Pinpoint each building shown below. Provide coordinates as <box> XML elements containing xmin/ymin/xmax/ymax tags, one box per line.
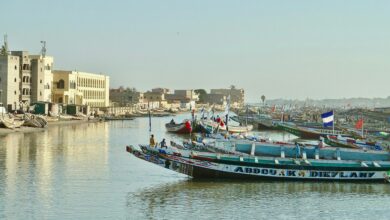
<box><xmin>210</xmin><ymin>87</ymin><xmax>244</xmax><ymax>107</ymax></box>
<box><xmin>109</xmin><ymin>87</ymin><xmax>144</xmax><ymax>106</ymax></box>
<box><xmin>52</xmin><ymin>70</ymin><xmax>109</xmax><ymax>107</ymax></box>
<box><xmin>143</xmin><ymin>91</ymin><xmax>167</xmax><ymax>109</ymax></box>
<box><xmin>203</xmin><ymin>93</ymin><xmax>226</xmax><ymax>105</ymax></box>
<box><xmin>30</xmin><ymin>55</ymin><xmax>54</xmax><ymax>103</ymax></box>
<box><xmin>10</xmin><ymin>51</ymin><xmax>32</xmax><ymax>105</ymax></box>
<box><xmin>165</xmin><ymin>90</ymin><xmax>199</xmax><ymax>109</ymax></box>
<box><xmin>0</xmin><ymin>53</ymin><xmax>20</xmax><ymax>111</ymax></box>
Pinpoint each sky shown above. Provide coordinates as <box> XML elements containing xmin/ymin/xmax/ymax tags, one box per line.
<box><xmin>1</xmin><ymin>0</ymin><xmax>390</xmax><ymax>102</ymax></box>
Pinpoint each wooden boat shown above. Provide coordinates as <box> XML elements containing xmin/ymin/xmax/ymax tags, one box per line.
<box><xmin>24</xmin><ymin>114</ymin><xmax>47</xmax><ymax>128</ymax></box>
<box><xmin>276</xmin><ymin>122</ymin><xmax>354</xmax><ymax>139</ymax></box>
<box><xmin>126</xmin><ymin>145</ymin><xmax>390</xmax><ymax>182</ymax></box>
<box><xmin>165</xmin><ymin>120</ymin><xmax>192</xmax><ymax>134</ymax></box>
<box><xmin>199</xmin><ymin>119</ymin><xmax>253</xmax><ymax>134</ymax></box>
<box><xmin>231</xmin><ymin>114</ymin><xmax>278</xmax><ymax>130</ymax></box>
<box><xmin>325</xmin><ymin>135</ymin><xmax>383</xmax><ymax>150</ymax></box>
<box><xmin>194</xmin><ymin>136</ymin><xmax>390</xmax><ymax>162</ymax></box>
<box><xmin>0</xmin><ymin>116</ymin><xmax>24</xmax><ymax>129</ymax></box>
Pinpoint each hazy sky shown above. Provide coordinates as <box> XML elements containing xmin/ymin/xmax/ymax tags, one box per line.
<box><xmin>2</xmin><ymin>0</ymin><xmax>390</xmax><ymax>102</ymax></box>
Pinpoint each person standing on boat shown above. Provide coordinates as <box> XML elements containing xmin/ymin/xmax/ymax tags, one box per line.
<box><xmin>160</xmin><ymin>138</ymin><xmax>167</xmax><ymax>149</ymax></box>
<box><xmin>150</xmin><ymin>134</ymin><xmax>156</xmax><ymax>147</ymax></box>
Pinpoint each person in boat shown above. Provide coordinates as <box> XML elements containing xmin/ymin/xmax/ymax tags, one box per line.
<box><xmin>150</xmin><ymin>134</ymin><xmax>156</xmax><ymax>147</ymax></box>
<box><xmin>160</xmin><ymin>138</ymin><xmax>167</xmax><ymax>149</ymax></box>
<box><xmin>170</xmin><ymin>118</ymin><xmax>175</xmax><ymax>124</ymax></box>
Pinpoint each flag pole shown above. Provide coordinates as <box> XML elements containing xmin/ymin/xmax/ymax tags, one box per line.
<box><xmin>332</xmin><ymin>110</ymin><xmax>335</xmax><ymax>135</ymax></box>
<box><xmin>361</xmin><ymin>115</ymin><xmax>364</xmax><ymax>138</ymax></box>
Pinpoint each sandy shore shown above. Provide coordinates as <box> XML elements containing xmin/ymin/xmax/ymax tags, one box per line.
<box><xmin>0</xmin><ymin>119</ymin><xmax>102</xmax><ymax>136</ymax></box>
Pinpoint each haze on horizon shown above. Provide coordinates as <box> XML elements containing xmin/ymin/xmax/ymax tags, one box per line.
<box><xmin>2</xmin><ymin>0</ymin><xmax>389</xmax><ymax>103</ymax></box>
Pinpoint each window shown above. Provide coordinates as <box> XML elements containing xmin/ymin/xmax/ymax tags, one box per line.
<box><xmin>40</xmin><ymin>91</ymin><xmax>42</xmax><ymax>96</ymax></box>
<box><xmin>14</xmin><ymin>65</ymin><xmax>17</xmax><ymax>70</ymax></box>
<box><xmin>14</xmin><ymin>78</ymin><xmax>17</xmax><ymax>82</ymax></box>
<box><xmin>40</xmin><ymin>80</ymin><xmax>42</xmax><ymax>84</ymax></box>
<box><xmin>57</xmin><ymin>79</ymin><xmax>65</xmax><ymax>89</ymax></box>
<box><xmin>14</xmin><ymin>91</ymin><xmax>16</xmax><ymax>95</ymax></box>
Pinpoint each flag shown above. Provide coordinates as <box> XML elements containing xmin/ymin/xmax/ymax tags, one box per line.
<box><xmin>321</xmin><ymin>111</ymin><xmax>334</xmax><ymax>127</ymax></box>
<box><xmin>355</xmin><ymin>118</ymin><xmax>363</xmax><ymax>129</ymax></box>
<box><xmin>185</xmin><ymin>120</ymin><xmax>192</xmax><ymax>133</ymax></box>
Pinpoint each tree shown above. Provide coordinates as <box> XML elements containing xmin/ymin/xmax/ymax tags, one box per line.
<box><xmin>194</xmin><ymin>89</ymin><xmax>207</xmax><ymax>103</ymax></box>
<box><xmin>261</xmin><ymin>95</ymin><xmax>266</xmax><ymax>105</ymax></box>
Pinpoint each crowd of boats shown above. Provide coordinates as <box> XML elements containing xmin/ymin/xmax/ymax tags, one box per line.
<box><xmin>126</xmin><ymin>105</ymin><xmax>390</xmax><ymax>182</ymax></box>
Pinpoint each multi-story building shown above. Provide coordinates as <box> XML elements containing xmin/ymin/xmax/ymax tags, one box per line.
<box><xmin>210</xmin><ymin>87</ymin><xmax>245</xmax><ymax>107</ymax></box>
<box><xmin>0</xmin><ymin>54</ymin><xmax>20</xmax><ymax>111</ymax></box>
<box><xmin>52</xmin><ymin>70</ymin><xmax>109</xmax><ymax>107</ymax></box>
<box><xmin>10</xmin><ymin>51</ymin><xmax>32</xmax><ymax>105</ymax></box>
<box><xmin>30</xmin><ymin>55</ymin><xmax>54</xmax><ymax>103</ymax></box>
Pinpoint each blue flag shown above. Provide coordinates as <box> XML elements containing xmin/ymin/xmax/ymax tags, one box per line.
<box><xmin>321</xmin><ymin>111</ymin><xmax>334</xmax><ymax>127</ymax></box>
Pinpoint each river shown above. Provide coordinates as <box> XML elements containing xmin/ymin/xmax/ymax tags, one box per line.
<box><xmin>1</xmin><ymin>115</ymin><xmax>390</xmax><ymax>219</ymax></box>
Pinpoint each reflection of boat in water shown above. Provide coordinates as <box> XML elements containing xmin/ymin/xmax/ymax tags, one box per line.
<box><xmin>126</xmin><ymin>145</ymin><xmax>390</xmax><ymax>182</ymax></box>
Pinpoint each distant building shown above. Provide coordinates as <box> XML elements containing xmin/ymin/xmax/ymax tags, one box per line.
<box><xmin>0</xmin><ymin>54</ymin><xmax>20</xmax><ymax>110</ymax></box>
<box><xmin>210</xmin><ymin>87</ymin><xmax>244</xmax><ymax>107</ymax></box>
<box><xmin>109</xmin><ymin>87</ymin><xmax>143</xmax><ymax>107</ymax></box>
<box><xmin>151</xmin><ymin>88</ymin><xmax>170</xmax><ymax>94</ymax></box>
<box><xmin>203</xmin><ymin>93</ymin><xmax>226</xmax><ymax>105</ymax></box>
<box><xmin>143</xmin><ymin>91</ymin><xmax>167</xmax><ymax>109</ymax></box>
<box><xmin>52</xmin><ymin>70</ymin><xmax>109</xmax><ymax>107</ymax></box>
<box><xmin>165</xmin><ymin>90</ymin><xmax>198</xmax><ymax>109</ymax></box>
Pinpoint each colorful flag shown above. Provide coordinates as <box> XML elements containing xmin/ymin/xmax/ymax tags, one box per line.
<box><xmin>321</xmin><ymin>111</ymin><xmax>334</xmax><ymax>127</ymax></box>
<box><xmin>355</xmin><ymin>118</ymin><xmax>364</xmax><ymax>129</ymax></box>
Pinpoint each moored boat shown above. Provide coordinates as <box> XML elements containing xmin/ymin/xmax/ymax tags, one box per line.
<box><xmin>126</xmin><ymin>145</ymin><xmax>390</xmax><ymax>182</ymax></box>
<box><xmin>165</xmin><ymin>119</ymin><xmax>192</xmax><ymax>134</ymax></box>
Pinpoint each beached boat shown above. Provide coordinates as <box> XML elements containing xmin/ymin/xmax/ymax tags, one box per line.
<box><xmin>126</xmin><ymin>145</ymin><xmax>390</xmax><ymax>182</ymax></box>
<box><xmin>165</xmin><ymin>120</ymin><xmax>192</xmax><ymax>134</ymax></box>
<box><xmin>0</xmin><ymin>116</ymin><xmax>25</xmax><ymax>129</ymax></box>
<box><xmin>24</xmin><ymin>114</ymin><xmax>48</xmax><ymax>128</ymax></box>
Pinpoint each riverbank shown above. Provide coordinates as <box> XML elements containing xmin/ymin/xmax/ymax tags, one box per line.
<box><xmin>0</xmin><ymin>119</ymin><xmax>102</xmax><ymax>136</ymax></box>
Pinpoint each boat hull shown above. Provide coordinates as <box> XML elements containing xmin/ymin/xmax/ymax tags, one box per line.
<box><xmin>126</xmin><ymin>146</ymin><xmax>390</xmax><ymax>182</ymax></box>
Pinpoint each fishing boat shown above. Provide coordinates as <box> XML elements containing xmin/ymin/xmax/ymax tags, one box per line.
<box><xmin>231</xmin><ymin>114</ymin><xmax>278</xmax><ymax>130</ymax></box>
<box><xmin>199</xmin><ymin>119</ymin><xmax>253</xmax><ymax>134</ymax></box>
<box><xmin>192</xmin><ymin>135</ymin><xmax>390</xmax><ymax>162</ymax></box>
<box><xmin>276</xmin><ymin>122</ymin><xmax>354</xmax><ymax>139</ymax></box>
<box><xmin>165</xmin><ymin>119</ymin><xmax>192</xmax><ymax>134</ymax></box>
<box><xmin>324</xmin><ymin>135</ymin><xmax>384</xmax><ymax>150</ymax></box>
<box><xmin>126</xmin><ymin>145</ymin><xmax>390</xmax><ymax>182</ymax></box>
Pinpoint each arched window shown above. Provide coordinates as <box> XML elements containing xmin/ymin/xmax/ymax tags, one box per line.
<box><xmin>58</xmin><ymin>79</ymin><xmax>65</xmax><ymax>89</ymax></box>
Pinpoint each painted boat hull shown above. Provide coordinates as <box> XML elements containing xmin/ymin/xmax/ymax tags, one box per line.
<box><xmin>126</xmin><ymin>146</ymin><xmax>390</xmax><ymax>182</ymax></box>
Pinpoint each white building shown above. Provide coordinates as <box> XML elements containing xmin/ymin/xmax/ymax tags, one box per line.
<box><xmin>52</xmin><ymin>70</ymin><xmax>109</xmax><ymax>107</ymax></box>
<box><xmin>0</xmin><ymin>54</ymin><xmax>20</xmax><ymax>111</ymax></box>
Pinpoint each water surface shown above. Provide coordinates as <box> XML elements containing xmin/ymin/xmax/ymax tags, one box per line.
<box><xmin>1</xmin><ymin>116</ymin><xmax>390</xmax><ymax>219</ymax></box>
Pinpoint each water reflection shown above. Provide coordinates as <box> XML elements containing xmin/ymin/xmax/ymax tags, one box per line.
<box><xmin>0</xmin><ymin>122</ymin><xmax>109</xmax><ymax>219</ymax></box>
<box><xmin>129</xmin><ymin>180</ymin><xmax>390</xmax><ymax>220</ymax></box>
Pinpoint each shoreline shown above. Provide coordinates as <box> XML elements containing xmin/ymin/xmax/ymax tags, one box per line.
<box><xmin>0</xmin><ymin>119</ymin><xmax>103</xmax><ymax>136</ymax></box>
